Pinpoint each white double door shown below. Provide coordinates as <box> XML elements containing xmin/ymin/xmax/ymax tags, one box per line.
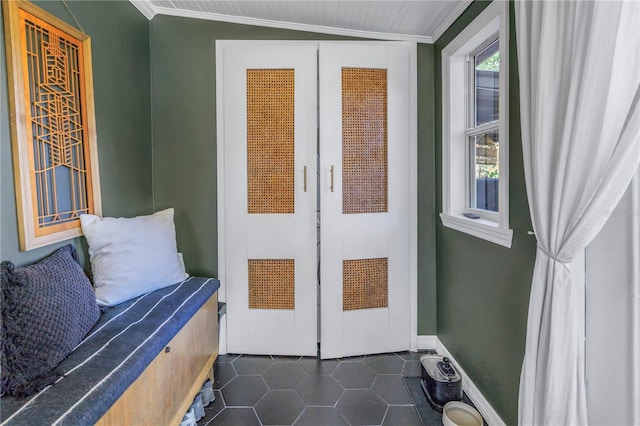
<box><xmin>218</xmin><ymin>41</ymin><xmax>412</xmax><ymax>358</ymax></box>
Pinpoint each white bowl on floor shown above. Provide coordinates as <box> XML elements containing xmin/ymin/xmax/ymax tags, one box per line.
<box><xmin>442</xmin><ymin>401</ymin><xmax>483</xmax><ymax>426</ymax></box>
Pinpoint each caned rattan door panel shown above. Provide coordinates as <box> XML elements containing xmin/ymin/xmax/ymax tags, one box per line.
<box><xmin>341</xmin><ymin>68</ymin><xmax>388</xmax><ymax>215</ymax></box>
<box><xmin>219</xmin><ymin>41</ymin><xmax>412</xmax><ymax>358</ymax></box>
<box><xmin>343</xmin><ymin>258</ymin><xmax>388</xmax><ymax>311</ymax></box>
<box><xmin>246</xmin><ymin>69</ymin><xmax>295</xmax><ymax>215</ymax></box>
<box><xmin>319</xmin><ymin>43</ymin><xmax>411</xmax><ymax>359</ymax></box>
<box><xmin>220</xmin><ymin>43</ymin><xmax>318</xmax><ymax>356</ymax></box>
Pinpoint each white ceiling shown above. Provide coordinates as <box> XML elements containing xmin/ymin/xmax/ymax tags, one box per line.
<box><xmin>129</xmin><ymin>1</ymin><xmax>473</xmax><ymax>43</ymax></box>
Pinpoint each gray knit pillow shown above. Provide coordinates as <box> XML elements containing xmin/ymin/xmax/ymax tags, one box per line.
<box><xmin>1</xmin><ymin>245</ymin><xmax>100</xmax><ymax>397</ymax></box>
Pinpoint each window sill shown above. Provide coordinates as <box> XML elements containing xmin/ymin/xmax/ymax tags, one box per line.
<box><xmin>440</xmin><ymin>213</ymin><xmax>513</xmax><ymax>248</ymax></box>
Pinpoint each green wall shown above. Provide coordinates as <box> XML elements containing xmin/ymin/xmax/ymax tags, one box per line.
<box><xmin>0</xmin><ymin>1</ymin><xmax>535</xmax><ymax>420</ymax></box>
<box><xmin>434</xmin><ymin>1</ymin><xmax>536</xmax><ymax>423</ymax></box>
<box><xmin>149</xmin><ymin>16</ymin><xmax>357</xmax><ymax>279</ymax></box>
<box><xmin>1</xmin><ymin>4</ymin><xmax>532</xmax><ymax>417</ymax></box>
<box><xmin>417</xmin><ymin>43</ymin><xmax>437</xmax><ymax>334</ymax></box>
<box><xmin>2</xmin><ymin>2</ymin><xmax>439</xmax><ymax>334</ymax></box>
<box><xmin>1</xmin><ymin>1</ymin><xmax>152</xmax><ymax>266</ymax></box>
<box><xmin>149</xmin><ymin>16</ymin><xmax>438</xmax><ymax>334</ymax></box>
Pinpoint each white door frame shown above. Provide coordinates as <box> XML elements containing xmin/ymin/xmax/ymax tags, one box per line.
<box><xmin>216</xmin><ymin>40</ymin><xmax>418</xmax><ymax>355</ymax></box>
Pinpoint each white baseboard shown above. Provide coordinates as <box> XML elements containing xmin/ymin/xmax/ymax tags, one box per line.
<box><xmin>416</xmin><ymin>335</ymin><xmax>506</xmax><ymax>426</ymax></box>
<box><xmin>416</xmin><ymin>334</ymin><xmax>438</xmax><ymax>349</ymax></box>
<box><xmin>218</xmin><ymin>315</ymin><xmax>227</xmax><ymax>355</ymax></box>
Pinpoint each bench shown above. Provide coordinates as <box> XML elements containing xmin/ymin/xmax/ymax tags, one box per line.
<box><xmin>1</xmin><ymin>277</ymin><xmax>220</xmax><ymax>426</ymax></box>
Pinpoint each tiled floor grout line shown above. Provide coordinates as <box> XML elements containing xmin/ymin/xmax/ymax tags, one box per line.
<box><xmin>203</xmin><ymin>352</ymin><xmax>433</xmax><ymax>425</ymax></box>
<box><xmin>380</xmin><ymin>405</ymin><xmax>391</xmax><ymax>426</ymax></box>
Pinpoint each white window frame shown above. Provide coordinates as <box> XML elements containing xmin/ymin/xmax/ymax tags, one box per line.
<box><xmin>466</xmin><ymin>36</ymin><xmax>499</xmax><ymax>220</ymax></box>
<box><xmin>441</xmin><ymin>0</ymin><xmax>512</xmax><ymax>248</ymax></box>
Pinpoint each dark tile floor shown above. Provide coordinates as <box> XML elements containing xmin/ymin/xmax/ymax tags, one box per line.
<box><xmin>198</xmin><ymin>350</ymin><xmax>437</xmax><ymax>426</ymax></box>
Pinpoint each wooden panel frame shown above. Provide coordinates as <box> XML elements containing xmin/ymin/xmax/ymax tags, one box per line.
<box><xmin>96</xmin><ymin>293</ymin><xmax>219</xmax><ymax>426</ymax></box>
<box><xmin>2</xmin><ymin>0</ymin><xmax>101</xmax><ymax>251</ymax></box>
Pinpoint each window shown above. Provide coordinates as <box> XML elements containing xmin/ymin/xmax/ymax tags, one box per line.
<box><xmin>468</xmin><ymin>38</ymin><xmax>499</xmax><ymax>215</ymax></box>
<box><xmin>441</xmin><ymin>1</ymin><xmax>512</xmax><ymax>247</ymax></box>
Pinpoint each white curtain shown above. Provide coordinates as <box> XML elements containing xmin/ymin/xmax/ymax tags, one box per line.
<box><xmin>514</xmin><ymin>1</ymin><xmax>640</xmax><ymax>425</ymax></box>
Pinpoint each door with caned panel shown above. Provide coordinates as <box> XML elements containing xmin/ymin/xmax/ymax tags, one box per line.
<box><xmin>319</xmin><ymin>43</ymin><xmax>411</xmax><ymax>358</ymax></box>
<box><xmin>221</xmin><ymin>44</ymin><xmax>318</xmax><ymax>355</ymax></box>
<box><xmin>218</xmin><ymin>42</ymin><xmax>411</xmax><ymax>358</ymax></box>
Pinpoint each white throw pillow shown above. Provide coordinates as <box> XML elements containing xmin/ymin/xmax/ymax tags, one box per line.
<box><xmin>80</xmin><ymin>208</ymin><xmax>189</xmax><ymax>306</ymax></box>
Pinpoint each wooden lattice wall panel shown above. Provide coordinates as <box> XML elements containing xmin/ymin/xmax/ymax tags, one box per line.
<box><xmin>23</xmin><ymin>10</ymin><xmax>96</xmax><ymax>232</ymax></box>
<box><xmin>3</xmin><ymin>0</ymin><xmax>101</xmax><ymax>250</ymax></box>
<box><xmin>248</xmin><ymin>259</ymin><xmax>295</xmax><ymax>310</ymax></box>
<box><xmin>26</xmin><ymin>23</ymin><xmax>91</xmax><ymax>231</ymax></box>
<box><xmin>246</xmin><ymin>69</ymin><xmax>295</xmax><ymax>214</ymax></box>
<box><xmin>343</xmin><ymin>258</ymin><xmax>388</xmax><ymax>311</ymax></box>
<box><xmin>341</xmin><ymin>68</ymin><xmax>388</xmax><ymax>214</ymax></box>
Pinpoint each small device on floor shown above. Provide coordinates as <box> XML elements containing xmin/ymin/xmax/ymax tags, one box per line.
<box><xmin>420</xmin><ymin>354</ymin><xmax>463</xmax><ymax>412</ymax></box>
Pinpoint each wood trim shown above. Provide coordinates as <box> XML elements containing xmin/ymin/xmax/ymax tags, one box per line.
<box><xmin>96</xmin><ymin>293</ymin><xmax>219</xmax><ymax>426</ymax></box>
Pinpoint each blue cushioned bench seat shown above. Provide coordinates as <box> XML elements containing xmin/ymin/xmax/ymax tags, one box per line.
<box><xmin>1</xmin><ymin>277</ymin><xmax>220</xmax><ymax>426</ymax></box>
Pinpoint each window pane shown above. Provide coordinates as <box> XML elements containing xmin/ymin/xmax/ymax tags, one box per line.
<box><xmin>475</xmin><ymin>39</ymin><xmax>499</xmax><ymax>126</ymax></box>
<box><xmin>470</xmin><ymin>130</ymin><xmax>499</xmax><ymax>212</ymax></box>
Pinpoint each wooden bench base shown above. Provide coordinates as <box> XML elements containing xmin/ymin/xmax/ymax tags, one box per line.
<box><xmin>96</xmin><ymin>293</ymin><xmax>219</xmax><ymax>426</ymax></box>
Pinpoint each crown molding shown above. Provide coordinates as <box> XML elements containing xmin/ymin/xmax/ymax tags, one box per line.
<box><xmin>150</xmin><ymin>6</ymin><xmax>433</xmax><ymax>43</ymax></box>
<box><xmin>432</xmin><ymin>0</ymin><xmax>474</xmax><ymax>43</ymax></box>
<box><xmin>129</xmin><ymin>0</ymin><xmax>156</xmax><ymax>20</ymax></box>
<box><xmin>128</xmin><ymin>0</ymin><xmax>473</xmax><ymax>44</ymax></box>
